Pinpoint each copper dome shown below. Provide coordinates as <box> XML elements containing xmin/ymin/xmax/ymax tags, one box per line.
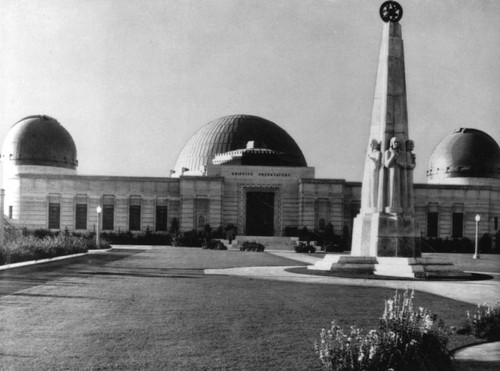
<box><xmin>1</xmin><ymin>115</ymin><xmax>78</xmax><ymax>170</ymax></box>
<box><xmin>174</xmin><ymin>115</ymin><xmax>307</xmax><ymax>174</ymax></box>
<box><xmin>427</xmin><ymin>128</ymin><xmax>500</xmax><ymax>181</ymax></box>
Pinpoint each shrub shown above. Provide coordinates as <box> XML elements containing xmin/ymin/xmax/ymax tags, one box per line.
<box><xmin>294</xmin><ymin>242</ymin><xmax>316</xmax><ymax>253</ymax></box>
<box><xmin>170</xmin><ymin>230</ymin><xmax>182</xmax><ymax>247</ymax></box>
<box><xmin>420</xmin><ymin>237</ymin><xmax>474</xmax><ymax>253</ymax></box>
<box><xmin>224</xmin><ymin>224</ymin><xmax>237</xmax><ymax>243</ymax></box>
<box><xmin>479</xmin><ymin>233</ymin><xmax>493</xmax><ymax>253</ymax></box>
<box><xmin>178</xmin><ymin>230</ymin><xmax>203</xmax><ymax>247</ymax></box>
<box><xmin>284</xmin><ymin>226</ymin><xmax>300</xmax><ymax>237</ymax></box>
<box><xmin>202</xmin><ymin>240</ymin><xmax>227</xmax><ymax>250</ymax></box>
<box><xmin>0</xmin><ymin>234</ymin><xmax>91</xmax><ymax>265</ymax></box>
<box><xmin>100</xmin><ymin>230</ymin><xmax>170</xmax><ymax>245</ymax></box>
<box><xmin>240</xmin><ymin>241</ymin><xmax>265</xmax><ymax>252</ymax></box>
<box><xmin>315</xmin><ymin>289</ymin><xmax>453</xmax><ymax>371</ymax></box>
<box><xmin>33</xmin><ymin>228</ymin><xmax>56</xmax><ymax>239</ymax></box>
<box><xmin>461</xmin><ymin>303</ymin><xmax>500</xmax><ymax>341</ymax></box>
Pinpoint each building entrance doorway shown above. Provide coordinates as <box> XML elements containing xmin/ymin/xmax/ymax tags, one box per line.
<box><xmin>246</xmin><ymin>192</ymin><xmax>275</xmax><ymax>236</ymax></box>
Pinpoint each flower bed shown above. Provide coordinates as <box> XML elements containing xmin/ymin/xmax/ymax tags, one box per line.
<box><xmin>316</xmin><ymin>289</ymin><xmax>454</xmax><ymax>370</ymax></box>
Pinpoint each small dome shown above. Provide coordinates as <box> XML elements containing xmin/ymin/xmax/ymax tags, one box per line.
<box><xmin>174</xmin><ymin>115</ymin><xmax>307</xmax><ymax>175</ymax></box>
<box><xmin>427</xmin><ymin>128</ymin><xmax>500</xmax><ymax>182</ymax></box>
<box><xmin>1</xmin><ymin>115</ymin><xmax>78</xmax><ymax>170</ymax></box>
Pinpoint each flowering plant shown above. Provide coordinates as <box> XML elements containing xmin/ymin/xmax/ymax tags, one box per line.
<box><xmin>315</xmin><ymin>289</ymin><xmax>453</xmax><ymax>371</ymax></box>
<box><xmin>463</xmin><ymin>302</ymin><xmax>500</xmax><ymax>341</ymax></box>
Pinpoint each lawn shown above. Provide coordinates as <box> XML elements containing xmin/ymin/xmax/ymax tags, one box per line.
<box><xmin>0</xmin><ymin>247</ymin><xmax>481</xmax><ymax>370</ymax></box>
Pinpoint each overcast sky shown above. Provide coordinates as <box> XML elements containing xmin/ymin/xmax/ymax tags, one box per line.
<box><xmin>1</xmin><ymin>0</ymin><xmax>499</xmax><ymax>184</ymax></box>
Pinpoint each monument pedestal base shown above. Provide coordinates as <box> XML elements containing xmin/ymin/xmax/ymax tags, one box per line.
<box><xmin>308</xmin><ymin>255</ymin><xmax>471</xmax><ymax>279</ymax></box>
<box><xmin>351</xmin><ymin>212</ymin><xmax>418</xmax><ymax>257</ymax></box>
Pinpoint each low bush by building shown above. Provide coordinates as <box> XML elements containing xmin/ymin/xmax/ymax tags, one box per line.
<box><xmin>202</xmin><ymin>240</ymin><xmax>227</xmax><ymax>250</ymax></box>
<box><xmin>419</xmin><ymin>234</ymin><xmax>499</xmax><ymax>254</ymax></box>
<box><xmin>0</xmin><ymin>228</ymin><xmax>112</xmax><ymax>266</ymax></box>
<box><xmin>315</xmin><ymin>289</ymin><xmax>453</xmax><ymax>371</ymax></box>
<box><xmin>285</xmin><ymin>224</ymin><xmax>347</xmax><ymax>252</ymax></box>
<box><xmin>240</xmin><ymin>241</ymin><xmax>265</xmax><ymax>252</ymax></box>
<box><xmin>294</xmin><ymin>242</ymin><xmax>316</xmax><ymax>253</ymax></box>
<box><xmin>420</xmin><ymin>237</ymin><xmax>474</xmax><ymax>254</ymax></box>
<box><xmin>1</xmin><ymin>234</ymin><xmax>87</xmax><ymax>266</ymax></box>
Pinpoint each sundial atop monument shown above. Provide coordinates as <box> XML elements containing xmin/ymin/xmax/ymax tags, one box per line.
<box><xmin>379</xmin><ymin>1</ymin><xmax>403</xmax><ymax>23</ymax></box>
<box><xmin>311</xmin><ymin>2</ymin><xmax>468</xmax><ymax>278</ymax></box>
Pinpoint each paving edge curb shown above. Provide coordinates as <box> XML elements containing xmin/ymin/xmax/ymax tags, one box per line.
<box><xmin>0</xmin><ymin>249</ymin><xmax>112</xmax><ymax>271</ymax></box>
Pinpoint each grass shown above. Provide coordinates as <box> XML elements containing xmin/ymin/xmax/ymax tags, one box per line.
<box><xmin>0</xmin><ymin>248</ymin><xmax>482</xmax><ymax>370</ymax></box>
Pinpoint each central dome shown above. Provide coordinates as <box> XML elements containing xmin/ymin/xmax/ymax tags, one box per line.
<box><xmin>174</xmin><ymin>115</ymin><xmax>307</xmax><ymax>175</ymax></box>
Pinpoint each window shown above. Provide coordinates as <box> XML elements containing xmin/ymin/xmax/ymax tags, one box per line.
<box><xmin>427</xmin><ymin>212</ymin><xmax>438</xmax><ymax>238</ymax></box>
<box><xmin>129</xmin><ymin>196</ymin><xmax>141</xmax><ymax>231</ymax></box>
<box><xmin>48</xmin><ymin>194</ymin><xmax>61</xmax><ymax>229</ymax></box>
<box><xmin>48</xmin><ymin>203</ymin><xmax>61</xmax><ymax>229</ymax></box>
<box><xmin>451</xmin><ymin>204</ymin><xmax>464</xmax><ymax>239</ymax></box>
<box><xmin>427</xmin><ymin>203</ymin><xmax>439</xmax><ymax>238</ymax></box>
<box><xmin>452</xmin><ymin>213</ymin><xmax>463</xmax><ymax>238</ymax></box>
<box><xmin>75</xmin><ymin>204</ymin><xmax>87</xmax><ymax>230</ymax></box>
<box><xmin>102</xmin><ymin>206</ymin><xmax>114</xmax><ymax>230</ymax></box>
<box><xmin>156</xmin><ymin>206</ymin><xmax>168</xmax><ymax>231</ymax></box>
<box><xmin>75</xmin><ymin>195</ymin><xmax>87</xmax><ymax>230</ymax></box>
<box><xmin>102</xmin><ymin>195</ymin><xmax>115</xmax><ymax>231</ymax></box>
<box><xmin>129</xmin><ymin>206</ymin><xmax>141</xmax><ymax>230</ymax></box>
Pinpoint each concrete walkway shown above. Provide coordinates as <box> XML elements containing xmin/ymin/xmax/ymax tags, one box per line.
<box><xmin>206</xmin><ymin>251</ymin><xmax>500</xmax><ymax>305</ymax></box>
<box><xmin>206</xmin><ymin>251</ymin><xmax>500</xmax><ymax>370</ymax></box>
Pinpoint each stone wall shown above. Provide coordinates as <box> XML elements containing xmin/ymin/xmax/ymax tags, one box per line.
<box><xmin>8</xmin><ymin>174</ymin><xmax>182</xmax><ymax>232</ymax></box>
<box><xmin>299</xmin><ymin>179</ymin><xmax>345</xmax><ymax>235</ymax></box>
<box><xmin>414</xmin><ymin>184</ymin><xmax>499</xmax><ymax>238</ymax></box>
<box><xmin>3</xmin><ymin>168</ymin><xmax>498</xmax><ymax>242</ymax></box>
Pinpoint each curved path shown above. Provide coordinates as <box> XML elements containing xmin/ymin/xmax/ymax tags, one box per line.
<box><xmin>206</xmin><ymin>251</ymin><xmax>500</xmax><ymax>306</ymax></box>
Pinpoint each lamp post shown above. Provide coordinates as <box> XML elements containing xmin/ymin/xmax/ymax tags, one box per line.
<box><xmin>96</xmin><ymin>205</ymin><xmax>102</xmax><ymax>248</ymax></box>
<box><xmin>473</xmin><ymin>214</ymin><xmax>480</xmax><ymax>259</ymax></box>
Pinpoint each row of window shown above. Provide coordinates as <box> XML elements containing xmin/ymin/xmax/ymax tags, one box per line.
<box><xmin>48</xmin><ymin>203</ymin><xmax>169</xmax><ymax>232</ymax></box>
<box><xmin>427</xmin><ymin>212</ymin><xmax>499</xmax><ymax>238</ymax></box>
<box><xmin>427</xmin><ymin>212</ymin><xmax>464</xmax><ymax>238</ymax></box>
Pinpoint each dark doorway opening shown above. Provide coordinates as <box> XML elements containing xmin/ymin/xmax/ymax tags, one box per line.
<box><xmin>246</xmin><ymin>192</ymin><xmax>275</xmax><ymax>236</ymax></box>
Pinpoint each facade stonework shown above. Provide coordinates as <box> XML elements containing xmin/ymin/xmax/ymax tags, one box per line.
<box><xmin>3</xmin><ymin>168</ymin><xmax>499</xmax><ymax>244</ymax></box>
<box><xmin>1</xmin><ymin>116</ymin><xmax>499</xmax><ymax>245</ymax></box>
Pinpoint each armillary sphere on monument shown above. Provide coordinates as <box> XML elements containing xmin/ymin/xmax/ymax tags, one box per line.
<box><xmin>379</xmin><ymin>1</ymin><xmax>403</xmax><ymax>23</ymax></box>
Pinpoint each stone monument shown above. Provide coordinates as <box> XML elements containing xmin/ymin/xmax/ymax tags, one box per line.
<box><xmin>310</xmin><ymin>2</ymin><xmax>468</xmax><ymax>278</ymax></box>
<box><xmin>351</xmin><ymin>0</ymin><xmax>416</xmax><ymax>258</ymax></box>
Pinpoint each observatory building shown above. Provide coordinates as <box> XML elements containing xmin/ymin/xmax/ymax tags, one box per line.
<box><xmin>1</xmin><ymin>114</ymin><xmax>499</xmax><ymax>245</ymax></box>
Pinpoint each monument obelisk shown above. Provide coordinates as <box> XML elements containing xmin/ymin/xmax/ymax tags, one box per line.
<box><xmin>311</xmin><ymin>2</ymin><xmax>469</xmax><ymax>278</ymax></box>
<box><xmin>351</xmin><ymin>1</ymin><xmax>419</xmax><ymax>257</ymax></box>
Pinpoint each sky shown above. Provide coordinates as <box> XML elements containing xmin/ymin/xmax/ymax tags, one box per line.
<box><xmin>0</xmin><ymin>0</ymin><xmax>499</xmax><ymax>184</ymax></box>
